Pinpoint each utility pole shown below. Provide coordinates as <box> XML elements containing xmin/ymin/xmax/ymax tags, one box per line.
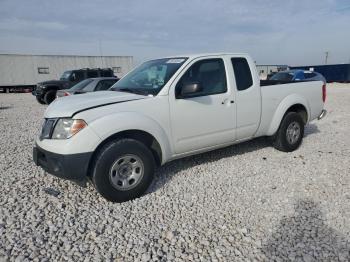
<box><xmin>325</xmin><ymin>51</ymin><xmax>329</xmax><ymax>65</ymax></box>
<box><xmin>99</xmin><ymin>39</ymin><xmax>104</xmax><ymax>68</ymax></box>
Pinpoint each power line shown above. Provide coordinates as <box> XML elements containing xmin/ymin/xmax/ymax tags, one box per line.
<box><xmin>325</xmin><ymin>51</ymin><xmax>329</xmax><ymax>65</ymax></box>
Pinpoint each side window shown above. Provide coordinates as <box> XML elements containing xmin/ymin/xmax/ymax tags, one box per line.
<box><xmin>231</xmin><ymin>58</ymin><xmax>253</xmax><ymax>91</ymax></box>
<box><xmin>105</xmin><ymin>80</ymin><xmax>118</xmax><ymax>89</ymax></box>
<box><xmin>176</xmin><ymin>58</ymin><xmax>227</xmax><ymax>97</ymax></box>
<box><xmin>74</xmin><ymin>71</ymin><xmax>85</xmax><ymax>81</ymax></box>
<box><xmin>38</xmin><ymin>67</ymin><xmax>49</xmax><ymax>74</ymax></box>
<box><xmin>81</xmin><ymin>81</ymin><xmax>96</xmax><ymax>92</ymax></box>
<box><xmin>95</xmin><ymin>80</ymin><xmax>117</xmax><ymax>91</ymax></box>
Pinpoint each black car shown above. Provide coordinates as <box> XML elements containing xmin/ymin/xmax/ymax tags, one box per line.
<box><xmin>32</xmin><ymin>68</ymin><xmax>116</xmax><ymax>104</ymax></box>
<box><xmin>56</xmin><ymin>77</ymin><xmax>118</xmax><ymax>98</ymax></box>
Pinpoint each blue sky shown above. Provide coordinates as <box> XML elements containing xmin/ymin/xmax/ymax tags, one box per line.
<box><xmin>0</xmin><ymin>0</ymin><xmax>349</xmax><ymax>65</ymax></box>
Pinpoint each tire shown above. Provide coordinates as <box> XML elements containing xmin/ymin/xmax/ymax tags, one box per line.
<box><xmin>36</xmin><ymin>96</ymin><xmax>46</xmax><ymax>105</ymax></box>
<box><xmin>92</xmin><ymin>138</ymin><xmax>155</xmax><ymax>202</ymax></box>
<box><xmin>43</xmin><ymin>90</ymin><xmax>57</xmax><ymax>104</ymax></box>
<box><xmin>273</xmin><ymin>112</ymin><xmax>304</xmax><ymax>152</ymax></box>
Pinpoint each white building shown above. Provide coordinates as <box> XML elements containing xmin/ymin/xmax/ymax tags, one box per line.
<box><xmin>0</xmin><ymin>54</ymin><xmax>133</xmax><ymax>88</ymax></box>
<box><xmin>256</xmin><ymin>64</ymin><xmax>289</xmax><ymax>80</ymax></box>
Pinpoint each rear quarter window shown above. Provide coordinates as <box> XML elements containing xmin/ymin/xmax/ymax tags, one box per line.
<box><xmin>231</xmin><ymin>58</ymin><xmax>253</xmax><ymax>91</ymax></box>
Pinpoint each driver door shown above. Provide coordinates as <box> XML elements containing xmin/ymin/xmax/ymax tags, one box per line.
<box><xmin>169</xmin><ymin>57</ymin><xmax>236</xmax><ymax>154</ymax></box>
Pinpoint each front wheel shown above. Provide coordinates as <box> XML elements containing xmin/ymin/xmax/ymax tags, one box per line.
<box><xmin>92</xmin><ymin>138</ymin><xmax>155</xmax><ymax>202</ymax></box>
<box><xmin>43</xmin><ymin>90</ymin><xmax>57</xmax><ymax>104</ymax></box>
<box><xmin>36</xmin><ymin>96</ymin><xmax>46</xmax><ymax>105</ymax></box>
<box><xmin>272</xmin><ymin>112</ymin><xmax>304</xmax><ymax>152</ymax></box>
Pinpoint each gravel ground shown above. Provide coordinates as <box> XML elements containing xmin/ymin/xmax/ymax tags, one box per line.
<box><xmin>0</xmin><ymin>83</ymin><xmax>349</xmax><ymax>261</ymax></box>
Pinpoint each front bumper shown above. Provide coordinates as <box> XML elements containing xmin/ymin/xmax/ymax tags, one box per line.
<box><xmin>33</xmin><ymin>144</ymin><xmax>92</xmax><ymax>186</ymax></box>
<box><xmin>32</xmin><ymin>86</ymin><xmax>44</xmax><ymax>96</ymax></box>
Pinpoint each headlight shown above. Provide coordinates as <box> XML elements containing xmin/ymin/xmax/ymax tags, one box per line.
<box><xmin>51</xmin><ymin>118</ymin><xmax>87</xmax><ymax>139</ymax></box>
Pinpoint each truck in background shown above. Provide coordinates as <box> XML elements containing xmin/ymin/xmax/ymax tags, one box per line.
<box><xmin>32</xmin><ymin>68</ymin><xmax>116</xmax><ymax>104</ymax></box>
<box><xmin>0</xmin><ymin>54</ymin><xmax>133</xmax><ymax>93</ymax></box>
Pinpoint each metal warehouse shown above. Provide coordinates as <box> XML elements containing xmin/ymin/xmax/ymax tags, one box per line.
<box><xmin>0</xmin><ymin>54</ymin><xmax>133</xmax><ymax>88</ymax></box>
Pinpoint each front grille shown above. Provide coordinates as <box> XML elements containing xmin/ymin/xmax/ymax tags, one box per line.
<box><xmin>35</xmin><ymin>85</ymin><xmax>43</xmax><ymax>95</ymax></box>
<box><xmin>40</xmin><ymin>119</ymin><xmax>57</xmax><ymax>140</ymax></box>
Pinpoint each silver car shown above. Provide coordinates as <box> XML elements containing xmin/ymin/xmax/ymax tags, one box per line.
<box><xmin>56</xmin><ymin>77</ymin><xmax>118</xmax><ymax>98</ymax></box>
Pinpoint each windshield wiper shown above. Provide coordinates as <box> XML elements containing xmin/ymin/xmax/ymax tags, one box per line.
<box><xmin>117</xmin><ymin>88</ymin><xmax>148</xmax><ymax>96</ymax></box>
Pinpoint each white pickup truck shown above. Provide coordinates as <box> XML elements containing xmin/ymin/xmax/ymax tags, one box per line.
<box><xmin>33</xmin><ymin>53</ymin><xmax>326</xmax><ymax>202</ymax></box>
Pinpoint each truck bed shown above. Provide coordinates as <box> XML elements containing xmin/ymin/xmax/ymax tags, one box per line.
<box><xmin>255</xmin><ymin>80</ymin><xmax>324</xmax><ymax>137</ymax></box>
<box><xmin>260</xmin><ymin>79</ymin><xmax>307</xmax><ymax>86</ymax></box>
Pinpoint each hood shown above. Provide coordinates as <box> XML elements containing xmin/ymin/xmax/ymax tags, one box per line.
<box><xmin>45</xmin><ymin>91</ymin><xmax>147</xmax><ymax>118</ymax></box>
<box><xmin>38</xmin><ymin>79</ymin><xmax>69</xmax><ymax>88</ymax></box>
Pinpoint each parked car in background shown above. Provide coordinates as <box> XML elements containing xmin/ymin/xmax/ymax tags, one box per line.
<box><xmin>269</xmin><ymin>69</ymin><xmax>326</xmax><ymax>83</ymax></box>
<box><xmin>266</xmin><ymin>71</ymin><xmax>277</xmax><ymax>80</ymax></box>
<box><xmin>56</xmin><ymin>77</ymin><xmax>118</xmax><ymax>98</ymax></box>
<box><xmin>32</xmin><ymin>68</ymin><xmax>116</xmax><ymax>104</ymax></box>
<box><xmin>33</xmin><ymin>53</ymin><xmax>326</xmax><ymax>202</ymax></box>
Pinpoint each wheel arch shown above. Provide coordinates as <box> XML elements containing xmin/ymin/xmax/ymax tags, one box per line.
<box><xmin>87</xmin><ymin>129</ymin><xmax>164</xmax><ymax>178</ymax></box>
<box><xmin>267</xmin><ymin>95</ymin><xmax>309</xmax><ymax>136</ymax></box>
<box><xmin>284</xmin><ymin>104</ymin><xmax>308</xmax><ymax>124</ymax></box>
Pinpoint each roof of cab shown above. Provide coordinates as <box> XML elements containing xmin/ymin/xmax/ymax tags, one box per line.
<box><xmin>153</xmin><ymin>52</ymin><xmax>250</xmax><ymax>60</ymax></box>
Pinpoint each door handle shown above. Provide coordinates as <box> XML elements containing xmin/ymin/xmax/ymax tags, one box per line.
<box><xmin>221</xmin><ymin>99</ymin><xmax>234</xmax><ymax>104</ymax></box>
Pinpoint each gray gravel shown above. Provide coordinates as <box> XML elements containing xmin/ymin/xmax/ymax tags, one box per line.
<box><xmin>1</xmin><ymin>84</ymin><xmax>350</xmax><ymax>261</ymax></box>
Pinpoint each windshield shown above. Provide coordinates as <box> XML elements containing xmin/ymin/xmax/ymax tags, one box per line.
<box><xmin>69</xmin><ymin>79</ymin><xmax>94</xmax><ymax>91</ymax></box>
<box><xmin>60</xmin><ymin>71</ymin><xmax>72</xmax><ymax>80</ymax></box>
<box><xmin>270</xmin><ymin>72</ymin><xmax>295</xmax><ymax>81</ymax></box>
<box><xmin>110</xmin><ymin>57</ymin><xmax>188</xmax><ymax>96</ymax></box>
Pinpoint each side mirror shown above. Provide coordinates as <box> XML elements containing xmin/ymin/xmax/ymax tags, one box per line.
<box><xmin>180</xmin><ymin>82</ymin><xmax>203</xmax><ymax>98</ymax></box>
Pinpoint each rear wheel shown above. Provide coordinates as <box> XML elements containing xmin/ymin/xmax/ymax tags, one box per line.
<box><xmin>273</xmin><ymin>112</ymin><xmax>304</xmax><ymax>152</ymax></box>
<box><xmin>44</xmin><ymin>90</ymin><xmax>57</xmax><ymax>104</ymax></box>
<box><xmin>92</xmin><ymin>138</ymin><xmax>155</xmax><ymax>202</ymax></box>
<box><xmin>36</xmin><ymin>96</ymin><xmax>46</xmax><ymax>105</ymax></box>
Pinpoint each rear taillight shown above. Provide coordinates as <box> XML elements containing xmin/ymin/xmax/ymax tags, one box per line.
<box><xmin>322</xmin><ymin>84</ymin><xmax>326</xmax><ymax>103</ymax></box>
<box><xmin>64</xmin><ymin>92</ymin><xmax>70</xmax><ymax>96</ymax></box>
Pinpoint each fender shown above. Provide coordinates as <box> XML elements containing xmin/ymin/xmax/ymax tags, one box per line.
<box><xmin>88</xmin><ymin>112</ymin><xmax>172</xmax><ymax>164</ymax></box>
<box><xmin>266</xmin><ymin>94</ymin><xmax>310</xmax><ymax>136</ymax></box>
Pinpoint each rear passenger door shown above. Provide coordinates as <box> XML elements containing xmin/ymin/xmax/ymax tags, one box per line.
<box><xmin>231</xmin><ymin>57</ymin><xmax>261</xmax><ymax>140</ymax></box>
<box><xmin>169</xmin><ymin>57</ymin><xmax>236</xmax><ymax>154</ymax></box>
